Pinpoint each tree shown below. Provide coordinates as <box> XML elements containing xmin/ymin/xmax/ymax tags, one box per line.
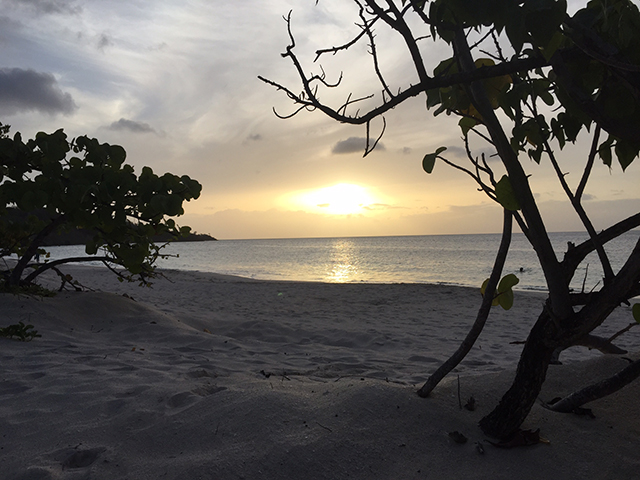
<box><xmin>260</xmin><ymin>0</ymin><xmax>640</xmax><ymax>439</ymax></box>
<box><xmin>0</xmin><ymin>126</ymin><xmax>202</xmax><ymax>290</ymax></box>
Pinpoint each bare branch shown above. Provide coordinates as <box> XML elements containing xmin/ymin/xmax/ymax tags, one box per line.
<box><xmin>575</xmin><ymin>125</ymin><xmax>601</xmax><ymax>201</ymax></box>
<box><xmin>364</xmin><ymin>117</ymin><xmax>387</xmax><ymax>156</ymax></box>
<box><xmin>562</xmin><ymin>212</ymin><xmax>640</xmax><ymax>282</ymax></box>
<box><xmin>260</xmin><ymin>54</ymin><xmax>549</xmax><ymax>127</ymax></box>
<box><xmin>359</xmin><ymin>4</ymin><xmax>394</xmax><ymax>99</ymax></box>
<box><xmin>314</xmin><ymin>1</ymin><xmax>380</xmax><ymax>61</ymax></box>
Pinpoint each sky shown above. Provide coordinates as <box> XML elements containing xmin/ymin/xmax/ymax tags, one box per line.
<box><xmin>1</xmin><ymin>0</ymin><xmax>638</xmax><ymax>240</ymax></box>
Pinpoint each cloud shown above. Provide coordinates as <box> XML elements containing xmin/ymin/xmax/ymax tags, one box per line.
<box><xmin>97</xmin><ymin>33</ymin><xmax>113</xmax><ymax>51</ymax></box>
<box><xmin>0</xmin><ymin>68</ymin><xmax>76</xmax><ymax>115</ymax></box>
<box><xmin>331</xmin><ymin>137</ymin><xmax>386</xmax><ymax>154</ymax></box>
<box><xmin>106</xmin><ymin>118</ymin><xmax>157</xmax><ymax>134</ymax></box>
<box><xmin>12</xmin><ymin>0</ymin><xmax>81</xmax><ymax>15</ymax></box>
<box><xmin>362</xmin><ymin>203</ymin><xmax>405</xmax><ymax>211</ymax></box>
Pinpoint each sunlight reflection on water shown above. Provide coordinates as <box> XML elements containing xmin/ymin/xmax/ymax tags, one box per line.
<box><xmin>325</xmin><ymin>239</ymin><xmax>359</xmax><ymax>282</ymax></box>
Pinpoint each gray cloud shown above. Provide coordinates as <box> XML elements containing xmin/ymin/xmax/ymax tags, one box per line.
<box><xmin>97</xmin><ymin>33</ymin><xmax>113</xmax><ymax>51</ymax></box>
<box><xmin>11</xmin><ymin>0</ymin><xmax>81</xmax><ymax>15</ymax></box>
<box><xmin>331</xmin><ymin>137</ymin><xmax>386</xmax><ymax>154</ymax></box>
<box><xmin>0</xmin><ymin>67</ymin><xmax>76</xmax><ymax>115</ymax></box>
<box><xmin>107</xmin><ymin>118</ymin><xmax>157</xmax><ymax>134</ymax></box>
<box><xmin>247</xmin><ymin>133</ymin><xmax>262</xmax><ymax>141</ymax></box>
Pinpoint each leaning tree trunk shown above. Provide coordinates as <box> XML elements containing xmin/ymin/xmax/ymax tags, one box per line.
<box><xmin>7</xmin><ymin>215</ymin><xmax>66</xmax><ymax>288</ymax></box>
<box><xmin>417</xmin><ymin>210</ymin><xmax>512</xmax><ymax>397</ymax></box>
<box><xmin>481</xmin><ymin>238</ymin><xmax>640</xmax><ymax>438</ymax></box>
<box><xmin>478</xmin><ymin>308</ymin><xmax>558</xmax><ymax>438</ymax></box>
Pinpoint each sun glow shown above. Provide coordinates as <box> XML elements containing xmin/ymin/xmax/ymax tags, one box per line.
<box><xmin>293</xmin><ymin>183</ymin><xmax>377</xmax><ymax>215</ymax></box>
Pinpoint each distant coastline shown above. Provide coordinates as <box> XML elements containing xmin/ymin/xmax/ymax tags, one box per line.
<box><xmin>41</xmin><ymin>229</ymin><xmax>217</xmax><ymax>246</ymax></box>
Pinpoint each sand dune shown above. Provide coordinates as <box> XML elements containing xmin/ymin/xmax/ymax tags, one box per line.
<box><xmin>1</xmin><ymin>265</ymin><xmax>639</xmax><ymax>479</ymax></box>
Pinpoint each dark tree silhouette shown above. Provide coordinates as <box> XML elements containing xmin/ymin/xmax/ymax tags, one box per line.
<box><xmin>1</xmin><ymin>127</ymin><xmax>201</xmax><ymax>290</ymax></box>
<box><xmin>261</xmin><ymin>0</ymin><xmax>640</xmax><ymax>439</ymax></box>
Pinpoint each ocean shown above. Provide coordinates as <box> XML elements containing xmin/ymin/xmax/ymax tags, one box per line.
<box><xmin>44</xmin><ymin>231</ymin><xmax>639</xmax><ymax>292</ymax></box>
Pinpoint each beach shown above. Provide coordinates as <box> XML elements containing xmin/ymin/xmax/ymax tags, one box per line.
<box><xmin>2</xmin><ymin>265</ymin><xmax>639</xmax><ymax>479</ymax></box>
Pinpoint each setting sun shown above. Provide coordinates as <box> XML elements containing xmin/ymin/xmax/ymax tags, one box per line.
<box><xmin>293</xmin><ymin>183</ymin><xmax>377</xmax><ymax>215</ymax></box>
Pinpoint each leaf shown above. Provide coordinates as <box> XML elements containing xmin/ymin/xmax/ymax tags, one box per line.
<box><xmin>614</xmin><ymin>139</ymin><xmax>640</xmax><ymax>171</ymax></box>
<box><xmin>495</xmin><ymin>175</ymin><xmax>521</xmax><ymax>211</ymax></box>
<box><xmin>482</xmin><ymin>273</ymin><xmax>519</xmax><ymax>310</ymax></box>
<box><xmin>498</xmin><ymin>288</ymin><xmax>515</xmax><ymax>310</ymax></box>
<box><xmin>459</xmin><ymin>117</ymin><xmax>478</xmax><ymax>136</ymax></box>
<box><xmin>498</xmin><ymin>273</ymin><xmax>520</xmax><ymax>291</ymax></box>
<box><xmin>481</xmin><ymin>278</ymin><xmax>500</xmax><ymax>306</ymax></box>
<box><xmin>497</xmin><ymin>273</ymin><xmax>519</xmax><ymax>310</ymax></box>
<box><xmin>633</xmin><ymin>304</ymin><xmax>640</xmax><ymax>324</ymax></box>
<box><xmin>598</xmin><ymin>137</ymin><xmax>614</xmax><ymax>167</ymax></box>
<box><xmin>422</xmin><ymin>147</ymin><xmax>446</xmax><ymax>174</ymax></box>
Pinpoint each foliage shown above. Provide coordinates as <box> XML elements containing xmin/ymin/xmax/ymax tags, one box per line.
<box><xmin>481</xmin><ymin>273</ymin><xmax>519</xmax><ymax>310</ymax></box>
<box><xmin>0</xmin><ymin>321</ymin><xmax>41</xmax><ymax>341</ymax></box>
<box><xmin>0</xmin><ymin>127</ymin><xmax>202</xmax><ymax>289</ymax></box>
<box><xmin>262</xmin><ymin>0</ymin><xmax>640</xmax><ymax>439</ymax></box>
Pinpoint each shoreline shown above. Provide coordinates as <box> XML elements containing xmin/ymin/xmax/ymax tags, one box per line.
<box><xmin>2</xmin><ymin>265</ymin><xmax>640</xmax><ymax>479</ymax></box>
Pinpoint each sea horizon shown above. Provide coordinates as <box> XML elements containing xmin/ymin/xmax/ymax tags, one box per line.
<box><xmin>44</xmin><ymin>231</ymin><xmax>639</xmax><ymax>292</ymax></box>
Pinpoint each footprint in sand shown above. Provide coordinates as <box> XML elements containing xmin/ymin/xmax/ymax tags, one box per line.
<box><xmin>61</xmin><ymin>447</ymin><xmax>106</xmax><ymax>469</ymax></box>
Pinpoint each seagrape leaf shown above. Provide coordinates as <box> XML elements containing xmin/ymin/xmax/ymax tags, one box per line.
<box><xmin>481</xmin><ymin>278</ymin><xmax>500</xmax><ymax>306</ymax></box>
<box><xmin>481</xmin><ymin>274</ymin><xmax>520</xmax><ymax>310</ymax></box>
<box><xmin>422</xmin><ymin>147</ymin><xmax>446</xmax><ymax>174</ymax></box>
<box><xmin>497</xmin><ymin>273</ymin><xmax>519</xmax><ymax>310</ymax></box>
<box><xmin>495</xmin><ymin>175</ymin><xmax>521</xmax><ymax>211</ymax></box>
<box><xmin>499</xmin><ymin>273</ymin><xmax>519</xmax><ymax>291</ymax></box>
<box><xmin>459</xmin><ymin>117</ymin><xmax>478</xmax><ymax>136</ymax></box>
<box><xmin>633</xmin><ymin>304</ymin><xmax>640</xmax><ymax>324</ymax></box>
<box><xmin>615</xmin><ymin>139</ymin><xmax>640</xmax><ymax>171</ymax></box>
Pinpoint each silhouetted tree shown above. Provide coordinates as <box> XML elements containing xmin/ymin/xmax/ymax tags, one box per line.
<box><xmin>261</xmin><ymin>0</ymin><xmax>640</xmax><ymax>439</ymax></box>
<box><xmin>1</xmin><ymin>127</ymin><xmax>201</xmax><ymax>290</ymax></box>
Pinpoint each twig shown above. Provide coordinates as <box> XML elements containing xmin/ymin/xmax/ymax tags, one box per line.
<box><xmin>315</xmin><ymin>421</ymin><xmax>333</xmax><ymax>432</ymax></box>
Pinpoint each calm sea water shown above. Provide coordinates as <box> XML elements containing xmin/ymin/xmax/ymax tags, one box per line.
<box><xmin>44</xmin><ymin>231</ymin><xmax>639</xmax><ymax>292</ymax></box>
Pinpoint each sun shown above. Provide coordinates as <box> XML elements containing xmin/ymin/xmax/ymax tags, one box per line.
<box><xmin>295</xmin><ymin>183</ymin><xmax>377</xmax><ymax>215</ymax></box>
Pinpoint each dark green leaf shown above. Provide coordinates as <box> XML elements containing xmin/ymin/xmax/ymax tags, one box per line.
<box><xmin>422</xmin><ymin>147</ymin><xmax>446</xmax><ymax>174</ymax></box>
<box><xmin>459</xmin><ymin>117</ymin><xmax>478</xmax><ymax>136</ymax></box>
<box><xmin>495</xmin><ymin>175</ymin><xmax>521</xmax><ymax>211</ymax></box>
<box><xmin>615</xmin><ymin>139</ymin><xmax>639</xmax><ymax>171</ymax></box>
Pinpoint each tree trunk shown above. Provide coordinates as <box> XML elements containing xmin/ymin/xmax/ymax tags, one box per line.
<box><xmin>478</xmin><ymin>309</ymin><xmax>558</xmax><ymax>439</ymax></box>
<box><xmin>6</xmin><ymin>215</ymin><xmax>65</xmax><ymax>288</ymax></box>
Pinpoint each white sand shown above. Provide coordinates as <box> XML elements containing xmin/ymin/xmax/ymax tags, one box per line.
<box><xmin>2</xmin><ymin>265</ymin><xmax>639</xmax><ymax>479</ymax></box>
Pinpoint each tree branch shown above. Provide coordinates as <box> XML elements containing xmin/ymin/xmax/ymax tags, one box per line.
<box><xmin>259</xmin><ymin>52</ymin><xmax>549</xmax><ymax>126</ymax></box>
<box><xmin>561</xmin><ymin>213</ymin><xmax>640</xmax><ymax>284</ymax></box>
<box><xmin>418</xmin><ymin>209</ymin><xmax>513</xmax><ymax>397</ymax></box>
<box><xmin>548</xmin><ymin>358</ymin><xmax>640</xmax><ymax>413</ymax></box>
<box><xmin>575</xmin><ymin>125</ymin><xmax>601</xmax><ymax>202</ymax></box>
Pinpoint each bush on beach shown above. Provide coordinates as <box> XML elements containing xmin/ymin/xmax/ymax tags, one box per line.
<box><xmin>0</xmin><ymin>123</ymin><xmax>202</xmax><ymax>291</ymax></box>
